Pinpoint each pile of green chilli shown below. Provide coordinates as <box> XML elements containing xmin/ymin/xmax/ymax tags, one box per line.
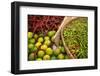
<box><xmin>63</xmin><ymin>17</ymin><xmax>88</xmax><ymax>58</ymax></box>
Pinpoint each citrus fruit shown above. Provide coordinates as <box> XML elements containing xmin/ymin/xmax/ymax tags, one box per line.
<box><xmin>29</xmin><ymin>53</ymin><xmax>35</xmax><ymax>60</ymax></box>
<box><xmin>35</xmin><ymin>42</ymin><xmax>42</xmax><ymax>48</ymax></box>
<box><xmin>44</xmin><ymin>36</ymin><xmax>50</xmax><ymax>40</ymax></box>
<box><xmin>64</xmin><ymin>55</ymin><xmax>69</xmax><ymax>59</ymax></box>
<box><xmin>51</xmin><ymin>56</ymin><xmax>56</xmax><ymax>60</ymax></box>
<box><xmin>29</xmin><ymin>38</ymin><xmax>35</xmax><ymax>44</ymax></box>
<box><xmin>34</xmin><ymin>34</ymin><xmax>38</xmax><ymax>39</ymax></box>
<box><xmin>36</xmin><ymin>58</ymin><xmax>42</xmax><ymax>61</ymax></box>
<box><xmin>38</xmin><ymin>37</ymin><xmax>44</xmax><ymax>43</ymax></box>
<box><xmin>44</xmin><ymin>40</ymin><xmax>51</xmax><ymax>46</ymax></box>
<box><xmin>46</xmin><ymin>48</ymin><xmax>53</xmax><ymax>55</ymax></box>
<box><xmin>43</xmin><ymin>55</ymin><xmax>50</xmax><ymax>60</ymax></box>
<box><xmin>40</xmin><ymin>45</ymin><xmax>48</xmax><ymax>50</ymax></box>
<box><xmin>54</xmin><ymin>48</ymin><xmax>60</xmax><ymax>56</ymax></box>
<box><xmin>57</xmin><ymin>53</ymin><xmax>64</xmax><ymax>59</ymax></box>
<box><xmin>48</xmin><ymin>31</ymin><xmax>56</xmax><ymax>37</ymax></box>
<box><xmin>28</xmin><ymin>32</ymin><xmax>33</xmax><ymax>39</ymax></box>
<box><xmin>38</xmin><ymin>50</ymin><xmax>45</xmax><ymax>58</ymax></box>
<box><xmin>28</xmin><ymin>43</ymin><xmax>34</xmax><ymax>49</ymax></box>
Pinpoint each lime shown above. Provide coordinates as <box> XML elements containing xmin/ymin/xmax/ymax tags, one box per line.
<box><xmin>40</xmin><ymin>45</ymin><xmax>48</xmax><ymax>50</ymax></box>
<box><xmin>43</xmin><ymin>55</ymin><xmax>50</xmax><ymax>60</ymax></box>
<box><xmin>35</xmin><ymin>42</ymin><xmax>42</xmax><ymax>48</ymax></box>
<box><xmin>38</xmin><ymin>37</ymin><xmax>44</xmax><ymax>43</ymax></box>
<box><xmin>64</xmin><ymin>55</ymin><xmax>69</xmax><ymax>59</ymax></box>
<box><xmin>28</xmin><ymin>32</ymin><xmax>33</xmax><ymax>39</ymax></box>
<box><xmin>28</xmin><ymin>44</ymin><xmax>34</xmax><ymax>49</ymax></box>
<box><xmin>31</xmin><ymin>47</ymin><xmax>37</xmax><ymax>52</ymax></box>
<box><xmin>36</xmin><ymin>58</ymin><xmax>42</xmax><ymax>61</ymax></box>
<box><xmin>44</xmin><ymin>36</ymin><xmax>50</xmax><ymax>40</ymax></box>
<box><xmin>28</xmin><ymin>53</ymin><xmax>35</xmax><ymax>60</ymax></box>
<box><xmin>54</xmin><ymin>48</ymin><xmax>60</xmax><ymax>56</ymax></box>
<box><xmin>29</xmin><ymin>38</ymin><xmax>35</xmax><ymax>44</ymax></box>
<box><xmin>51</xmin><ymin>56</ymin><xmax>56</xmax><ymax>60</ymax></box>
<box><xmin>57</xmin><ymin>53</ymin><xmax>64</xmax><ymax>59</ymax></box>
<box><xmin>44</xmin><ymin>40</ymin><xmax>51</xmax><ymax>46</ymax></box>
<box><xmin>46</xmin><ymin>48</ymin><xmax>53</xmax><ymax>55</ymax></box>
<box><xmin>48</xmin><ymin>31</ymin><xmax>56</xmax><ymax>37</ymax></box>
<box><xmin>59</xmin><ymin>46</ymin><xmax>65</xmax><ymax>53</ymax></box>
<box><xmin>34</xmin><ymin>34</ymin><xmax>38</xmax><ymax>39</ymax></box>
<box><xmin>29</xmin><ymin>47</ymin><xmax>37</xmax><ymax>53</ymax></box>
<box><xmin>38</xmin><ymin>50</ymin><xmax>45</xmax><ymax>58</ymax></box>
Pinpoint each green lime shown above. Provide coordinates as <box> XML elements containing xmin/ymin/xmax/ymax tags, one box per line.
<box><xmin>44</xmin><ymin>36</ymin><xmax>50</xmax><ymax>40</ymax></box>
<box><xmin>38</xmin><ymin>50</ymin><xmax>45</xmax><ymax>58</ymax></box>
<box><xmin>51</xmin><ymin>56</ymin><xmax>56</xmax><ymax>60</ymax></box>
<box><xmin>31</xmin><ymin>47</ymin><xmax>37</xmax><ymax>52</ymax></box>
<box><xmin>35</xmin><ymin>42</ymin><xmax>42</xmax><ymax>48</ymax></box>
<box><xmin>29</xmin><ymin>53</ymin><xmax>35</xmax><ymax>60</ymax></box>
<box><xmin>54</xmin><ymin>48</ymin><xmax>60</xmax><ymax>56</ymax></box>
<box><xmin>43</xmin><ymin>55</ymin><xmax>50</xmax><ymax>60</ymax></box>
<box><xmin>28</xmin><ymin>44</ymin><xmax>34</xmax><ymax>49</ymax></box>
<box><xmin>44</xmin><ymin>40</ymin><xmax>51</xmax><ymax>46</ymax></box>
<box><xmin>28</xmin><ymin>32</ymin><xmax>33</xmax><ymax>39</ymax></box>
<box><xmin>59</xmin><ymin>46</ymin><xmax>65</xmax><ymax>53</ymax></box>
<box><xmin>36</xmin><ymin>58</ymin><xmax>42</xmax><ymax>61</ymax></box>
<box><xmin>64</xmin><ymin>55</ymin><xmax>69</xmax><ymax>59</ymax></box>
<box><xmin>48</xmin><ymin>31</ymin><xmax>56</xmax><ymax>37</ymax></box>
<box><xmin>46</xmin><ymin>48</ymin><xmax>53</xmax><ymax>55</ymax></box>
<box><xmin>57</xmin><ymin>53</ymin><xmax>64</xmax><ymax>59</ymax></box>
<box><xmin>29</xmin><ymin>38</ymin><xmax>35</xmax><ymax>44</ymax></box>
<box><xmin>38</xmin><ymin>37</ymin><xmax>44</xmax><ymax>43</ymax></box>
<box><xmin>34</xmin><ymin>34</ymin><xmax>38</xmax><ymax>39</ymax></box>
<box><xmin>40</xmin><ymin>45</ymin><xmax>48</xmax><ymax>50</ymax></box>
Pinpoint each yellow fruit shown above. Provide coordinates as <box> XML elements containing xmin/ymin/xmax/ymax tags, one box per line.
<box><xmin>44</xmin><ymin>36</ymin><xmax>50</xmax><ymax>40</ymax></box>
<box><xmin>34</xmin><ymin>34</ymin><xmax>38</xmax><ymax>39</ymax></box>
<box><xmin>44</xmin><ymin>40</ymin><xmax>51</xmax><ymax>46</ymax></box>
<box><xmin>48</xmin><ymin>31</ymin><xmax>56</xmax><ymax>37</ymax></box>
<box><xmin>40</xmin><ymin>45</ymin><xmax>48</xmax><ymax>50</ymax></box>
<box><xmin>46</xmin><ymin>48</ymin><xmax>53</xmax><ymax>55</ymax></box>
<box><xmin>35</xmin><ymin>42</ymin><xmax>41</xmax><ymax>48</ymax></box>
<box><xmin>28</xmin><ymin>32</ymin><xmax>33</xmax><ymax>39</ymax></box>
<box><xmin>28</xmin><ymin>44</ymin><xmax>34</xmax><ymax>49</ymax></box>
<box><xmin>38</xmin><ymin>50</ymin><xmax>45</xmax><ymax>58</ymax></box>
<box><xmin>43</xmin><ymin>55</ymin><xmax>50</xmax><ymax>60</ymax></box>
<box><xmin>38</xmin><ymin>37</ymin><xmax>44</xmax><ymax>43</ymax></box>
<box><xmin>29</xmin><ymin>38</ymin><xmax>35</xmax><ymax>44</ymax></box>
<box><xmin>36</xmin><ymin>58</ymin><xmax>42</xmax><ymax>61</ymax></box>
<box><xmin>57</xmin><ymin>53</ymin><xmax>64</xmax><ymax>59</ymax></box>
<box><xmin>54</xmin><ymin>48</ymin><xmax>60</xmax><ymax>56</ymax></box>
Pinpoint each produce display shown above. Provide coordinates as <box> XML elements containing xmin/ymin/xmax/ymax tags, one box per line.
<box><xmin>63</xmin><ymin>17</ymin><xmax>88</xmax><ymax>58</ymax></box>
<box><xmin>28</xmin><ymin>31</ymin><xmax>69</xmax><ymax>61</ymax></box>
<box><xmin>28</xmin><ymin>15</ymin><xmax>88</xmax><ymax>61</ymax></box>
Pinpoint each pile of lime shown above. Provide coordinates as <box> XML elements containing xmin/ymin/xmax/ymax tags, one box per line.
<box><xmin>28</xmin><ymin>31</ymin><xmax>69</xmax><ymax>61</ymax></box>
